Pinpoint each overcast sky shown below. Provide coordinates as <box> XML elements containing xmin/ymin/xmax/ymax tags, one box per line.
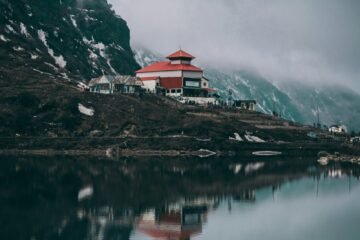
<box><xmin>109</xmin><ymin>0</ymin><xmax>360</xmax><ymax>91</ymax></box>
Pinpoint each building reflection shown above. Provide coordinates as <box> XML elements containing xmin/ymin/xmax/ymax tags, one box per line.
<box><xmin>137</xmin><ymin>198</ymin><xmax>217</xmax><ymax>240</ymax></box>
<box><xmin>77</xmin><ymin>206</ymin><xmax>135</xmax><ymax>240</ymax></box>
<box><xmin>233</xmin><ymin>190</ymin><xmax>256</xmax><ymax>202</ymax></box>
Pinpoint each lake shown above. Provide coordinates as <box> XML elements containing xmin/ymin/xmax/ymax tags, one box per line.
<box><xmin>0</xmin><ymin>156</ymin><xmax>359</xmax><ymax>239</ymax></box>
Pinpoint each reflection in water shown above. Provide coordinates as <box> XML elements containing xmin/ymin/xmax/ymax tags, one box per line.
<box><xmin>77</xmin><ymin>207</ymin><xmax>135</xmax><ymax>240</ymax></box>
<box><xmin>1</xmin><ymin>156</ymin><xmax>360</xmax><ymax>240</ymax></box>
<box><xmin>137</xmin><ymin>201</ymin><xmax>211</xmax><ymax>240</ymax></box>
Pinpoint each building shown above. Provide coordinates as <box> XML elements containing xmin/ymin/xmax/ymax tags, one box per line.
<box><xmin>328</xmin><ymin>124</ymin><xmax>348</xmax><ymax>134</ymax></box>
<box><xmin>136</xmin><ymin>50</ymin><xmax>218</xmax><ymax>105</ymax></box>
<box><xmin>233</xmin><ymin>100</ymin><xmax>257</xmax><ymax>111</ymax></box>
<box><xmin>89</xmin><ymin>75</ymin><xmax>143</xmax><ymax>94</ymax></box>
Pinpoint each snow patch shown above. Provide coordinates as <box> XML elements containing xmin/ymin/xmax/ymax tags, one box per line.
<box><xmin>92</xmin><ymin>42</ymin><xmax>106</xmax><ymax>57</ymax></box>
<box><xmin>70</xmin><ymin>15</ymin><xmax>78</xmax><ymax>28</ymax></box>
<box><xmin>37</xmin><ymin>30</ymin><xmax>67</xmax><ymax>68</ymax></box>
<box><xmin>44</xmin><ymin>62</ymin><xmax>58</xmax><ymax>71</ymax></box>
<box><xmin>78</xmin><ymin>186</ymin><xmax>93</xmax><ymax>201</ymax></box>
<box><xmin>83</xmin><ymin>37</ymin><xmax>106</xmax><ymax>57</ymax></box>
<box><xmin>5</xmin><ymin>24</ymin><xmax>17</xmax><ymax>34</ymax></box>
<box><xmin>88</xmin><ymin>49</ymin><xmax>98</xmax><ymax>59</ymax></box>
<box><xmin>20</xmin><ymin>23</ymin><xmax>30</xmax><ymax>38</ymax></box>
<box><xmin>250</xmin><ymin>135</ymin><xmax>266</xmax><ymax>143</ymax></box>
<box><xmin>78</xmin><ymin>103</ymin><xmax>94</xmax><ymax>116</ymax></box>
<box><xmin>32</xmin><ymin>68</ymin><xmax>53</xmax><ymax>76</ymax></box>
<box><xmin>60</xmin><ymin>72</ymin><xmax>71</xmax><ymax>82</ymax></box>
<box><xmin>77</xmin><ymin>82</ymin><xmax>89</xmax><ymax>90</ymax></box>
<box><xmin>111</xmin><ymin>43</ymin><xmax>124</xmax><ymax>51</ymax></box>
<box><xmin>229</xmin><ymin>132</ymin><xmax>243</xmax><ymax>141</ymax></box>
<box><xmin>30</xmin><ymin>54</ymin><xmax>38</xmax><ymax>60</ymax></box>
<box><xmin>232</xmin><ymin>164</ymin><xmax>242</xmax><ymax>174</ymax></box>
<box><xmin>106</xmin><ymin>58</ymin><xmax>117</xmax><ymax>74</ymax></box>
<box><xmin>0</xmin><ymin>35</ymin><xmax>9</xmax><ymax>42</ymax></box>
<box><xmin>84</xmin><ymin>15</ymin><xmax>97</xmax><ymax>21</ymax></box>
<box><xmin>13</xmin><ymin>46</ymin><xmax>24</xmax><ymax>51</ymax></box>
<box><xmin>245</xmin><ymin>162</ymin><xmax>265</xmax><ymax>174</ymax></box>
<box><xmin>244</xmin><ymin>134</ymin><xmax>266</xmax><ymax>143</ymax></box>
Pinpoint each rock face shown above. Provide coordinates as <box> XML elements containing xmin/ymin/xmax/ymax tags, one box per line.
<box><xmin>0</xmin><ymin>0</ymin><xmax>139</xmax><ymax>83</ymax></box>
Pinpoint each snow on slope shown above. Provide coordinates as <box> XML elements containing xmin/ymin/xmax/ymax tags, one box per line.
<box><xmin>0</xmin><ymin>0</ymin><xmax>139</xmax><ymax>82</ymax></box>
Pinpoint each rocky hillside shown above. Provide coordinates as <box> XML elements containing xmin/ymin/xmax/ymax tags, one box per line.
<box><xmin>0</xmin><ymin>0</ymin><xmax>139</xmax><ymax>84</ymax></box>
<box><xmin>134</xmin><ymin>47</ymin><xmax>360</xmax><ymax>132</ymax></box>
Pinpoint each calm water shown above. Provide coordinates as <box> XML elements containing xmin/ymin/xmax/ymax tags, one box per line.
<box><xmin>1</xmin><ymin>156</ymin><xmax>360</xmax><ymax>239</ymax></box>
<box><xmin>131</xmin><ymin>176</ymin><xmax>360</xmax><ymax>240</ymax></box>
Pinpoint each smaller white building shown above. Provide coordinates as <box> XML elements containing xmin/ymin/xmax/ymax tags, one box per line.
<box><xmin>328</xmin><ymin>125</ymin><xmax>348</xmax><ymax>134</ymax></box>
<box><xmin>88</xmin><ymin>75</ymin><xmax>143</xmax><ymax>94</ymax></box>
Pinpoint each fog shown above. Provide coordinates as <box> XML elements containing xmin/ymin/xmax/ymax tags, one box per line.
<box><xmin>109</xmin><ymin>0</ymin><xmax>360</xmax><ymax>91</ymax></box>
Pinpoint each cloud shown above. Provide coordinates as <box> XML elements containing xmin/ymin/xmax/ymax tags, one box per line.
<box><xmin>109</xmin><ymin>0</ymin><xmax>360</xmax><ymax>91</ymax></box>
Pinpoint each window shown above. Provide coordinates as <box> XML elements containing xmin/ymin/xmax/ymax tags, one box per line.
<box><xmin>177</xmin><ymin>89</ymin><xmax>182</xmax><ymax>93</ymax></box>
<box><xmin>203</xmin><ymin>82</ymin><xmax>207</xmax><ymax>87</ymax></box>
<box><xmin>100</xmin><ymin>84</ymin><xmax>109</xmax><ymax>90</ymax></box>
<box><xmin>166</xmin><ymin>90</ymin><xmax>170</xmax><ymax>93</ymax></box>
<box><xmin>171</xmin><ymin>89</ymin><xmax>176</xmax><ymax>93</ymax></box>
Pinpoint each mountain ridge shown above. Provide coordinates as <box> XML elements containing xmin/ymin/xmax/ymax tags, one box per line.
<box><xmin>0</xmin><ymin>0</ymin><xmax>139</xmax><ymax>84</ymax></box>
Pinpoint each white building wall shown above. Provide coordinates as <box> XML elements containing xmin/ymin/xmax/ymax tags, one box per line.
<box><xmin>201</xmin><ymin>78</ymin><xmax>209</xmax><ymax>89</ymax></box>
<box><xmin>136</xmin><ymin>71</ymin><xmax>182</xmax><ymax>78</ymax></box>
<box><xmin>183</xmin><ymin>71</ymin><xmax>203</xmax><ymax>79</ymax></box>
<box><xmin>166</xmin><ymin>89</ymin><xmax>183</xmax><ymax>97</ymax></box>
<box><xmin>180</xmin><ymin>97</ymin><xmax>217</xmax><ymax>105</ymax></box>
<box><xmin>329</xmin><ymin>125</ymin><xmax>347</xmax><ymax>133</ymax></box>
<box><xmin>142</xmin><ymin>80</ymin><xmax>158</xmax><ymax>92</ymax></box>
<box><xmin>171</xmin><ymin>60</ymin><xmax>191</xmax><ymax>65</ymax></box>
<box><xmin>137</xmin><ymin>71</ymin><xmax>202</xmax><ymax>79</ymax></box>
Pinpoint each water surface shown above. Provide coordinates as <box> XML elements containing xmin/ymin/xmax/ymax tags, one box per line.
<box><xmin>1</xmin><ymin>156</ymin><xmax>359</xmax><ymax>239</ymax></box>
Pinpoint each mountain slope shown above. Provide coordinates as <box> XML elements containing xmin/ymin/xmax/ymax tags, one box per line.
<box><xmin>206</xmin><ymin>69</ymin><xmax>305</xmax><ymax>122</ymax></box>
<box><xmin>0</xmin><ymin>0</ymin><xmax>139</xmax><ymax>83</ymax></box>
<box><xmin>134</xmin><ymin>47</ymin><xmax>360</xmax><ymax>131</ymax></box>
<box><xmin>279</xmin><ymin>82</ymin><xmax>360</xmax><ymax>131</ymax></box>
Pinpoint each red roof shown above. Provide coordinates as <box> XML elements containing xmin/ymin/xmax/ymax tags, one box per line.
<box><xmin>136</xmin><ymin>61</ymin><xmax>202</xmax><ymax>73</ymax></box>
<box><xmin>167</xmin><ymin>50</ymin><xmax>195</xmax><ymax>59</ymax></box>
<box><xmin>160</xmin><ymin>77</ymin><xmax>182</xmax><ymax>89</ymax></box>
<box><xmin>138</xmin><ymin>223</ymin><xmax>201</xmax><ymax>239</ymax></box>
<box><xmin>206</xmin><ymin>88</ymin><xmax>217</xmax><ymax>92</ymax></box>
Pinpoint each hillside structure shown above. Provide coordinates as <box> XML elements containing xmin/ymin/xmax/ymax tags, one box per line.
<box><xmin>136</xmin><ymin>50</ymin><xmax>218</xmax><ymax>105</ymax></box>
<box><xmin>328</xmin><ymin>124</ymin><xmax>348</xmax><ymax>134</ymax></box>
<box><xmin>88</xmin><ymin>75</ymin><xmax>143</xmax><ymax>94</ymax></box>
<box><xmin>233</xmin><ymin>100</ymin><xmax>257</xmax><ymax>111</ymax></box>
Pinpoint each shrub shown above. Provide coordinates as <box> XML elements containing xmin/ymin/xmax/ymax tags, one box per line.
<box><xmin>17</xmin><ymin>92</ymin><xmax>39</xmax><ymax>108</ymax></box>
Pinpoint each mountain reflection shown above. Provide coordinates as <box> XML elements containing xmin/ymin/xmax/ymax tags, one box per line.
<box><xmin>1</xmin><ymin>156</ymin><xmax>360</xmax><ymax>240</ymax></box>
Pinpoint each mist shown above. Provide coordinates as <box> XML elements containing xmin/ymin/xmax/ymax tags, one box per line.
<box><xmin>109</xmin><ymin>0</ymin><xmax>360</xmax><ymax>91</ymax></box>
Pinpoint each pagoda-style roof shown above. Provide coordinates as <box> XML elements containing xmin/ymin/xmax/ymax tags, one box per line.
<box><xmin>166</xmin><ymin>50</ymin><xmax>195</xmax><ymax>60</ymax></box>
<box><xmin>136</xmin><ymin>61</ymin><xmax>202</xmax><ymax>73</ymax></box>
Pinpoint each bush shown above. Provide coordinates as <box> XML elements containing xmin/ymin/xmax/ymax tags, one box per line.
<box><xmin>58</xmin><ymin>114</ymin><xmax>81</xmax><ymax>131</ymax></box>
<box><xmin>17</xmin><ymin>92</ymin><xmax>39</xmax><ymax>108</ymax></box>
<box><xmin>14</xmin><ymin>111</ymin><xmax>32</xmax><ymax>132</ymax></box>
<box><xmin>63</xmin><ymin>97</ymin><xmax>81</xmax><ymax>115</ymax></box>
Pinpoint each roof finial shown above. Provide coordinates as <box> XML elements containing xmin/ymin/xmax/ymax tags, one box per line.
<box><xmin>179</xmin><ymin>45</ymin><xmax>182</xmax><ymax>51</ymax></box>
